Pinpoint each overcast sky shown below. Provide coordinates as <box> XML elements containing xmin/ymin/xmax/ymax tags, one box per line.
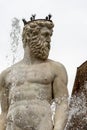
<box><xmin>0</xmin><ymin>0</ymin><xmax>87</xmax><ymax>95</ymax></box>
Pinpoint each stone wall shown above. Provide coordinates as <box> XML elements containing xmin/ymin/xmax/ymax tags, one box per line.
<box><xmin>66</xmin><ymin>61</ymin><xmax>87</xmax><ymax>130</ymax></box>
<box><xmin>72</xmin><ymin>60</ymin><xmax>87</xmax><ymax>96</ymax></box>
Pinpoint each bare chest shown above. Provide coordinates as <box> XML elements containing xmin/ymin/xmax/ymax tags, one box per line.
<box><xmin>5</xmin><ymin>64</ymin><xmax>54</xmax><ymax>87</ymax></box>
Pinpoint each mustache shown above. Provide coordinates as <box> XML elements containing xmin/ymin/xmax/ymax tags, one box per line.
<box><xmin>43</xmin><ymin>41</ymin><xmax>50</xmax><ymax>50</ymax></box>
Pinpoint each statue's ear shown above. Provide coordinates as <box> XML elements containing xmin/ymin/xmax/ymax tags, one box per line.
<box><xmin>22</xmin><ymin>19</ymin><xmax>28</xmax><ymax>25</ymax></box>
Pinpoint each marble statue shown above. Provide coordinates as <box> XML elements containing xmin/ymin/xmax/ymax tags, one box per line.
<box><xmin>0</xmin><ymin>15</ymin><xmax>69</xmax><ymax>130</ymax></box>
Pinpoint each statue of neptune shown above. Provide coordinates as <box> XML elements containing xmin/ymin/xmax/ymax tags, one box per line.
<box><xmin>0</xmin><ymin>15</ymin><xmax>69</xmax><ymax>130</ymax></box>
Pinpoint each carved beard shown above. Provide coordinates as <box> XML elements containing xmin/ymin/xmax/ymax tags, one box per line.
<box><xmin>29</xmin><ymin>38</ymin><xmax>50</xmax><ymax>60</ymax></box>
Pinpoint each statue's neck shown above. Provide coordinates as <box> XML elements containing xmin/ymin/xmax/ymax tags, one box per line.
<box><xmin>23</xmin><ymin>46</ymin><xmax>46</xmax><ymax>65</ymax></box>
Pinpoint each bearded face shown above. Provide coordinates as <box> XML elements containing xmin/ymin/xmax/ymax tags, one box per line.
<box><xmin>29</xmin><ymin>34</ymin><xmax>51</xmax><ymax>60</ymax></box>
<box><xmin>22</xmin><ymin>21</ymin><xmax>53</xmax><ymax>60</ymax></box>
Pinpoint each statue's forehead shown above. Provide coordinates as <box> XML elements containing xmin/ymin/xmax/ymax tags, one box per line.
<box><xmin>40</xmin><ymin>26</ymin><xmax>53</xmax><ymax>33</ymax></box>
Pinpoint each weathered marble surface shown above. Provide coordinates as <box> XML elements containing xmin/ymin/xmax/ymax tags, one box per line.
<box><xmin>0</xmin><ymin>16</ymin><xmax>69</xmax><ymax>130</ymax></box>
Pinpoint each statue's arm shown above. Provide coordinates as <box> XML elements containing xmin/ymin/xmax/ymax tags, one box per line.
<box><xmin>0</xmin><ymin>71</ymin><xmax>7</xmax><ymax>130</ymax></box>
<box><xmin>0</xmin><ymin>72</ymin><xmax>4</xmax><ymax>103</ymax></box>
<box><xmin>53</xmin><ymin>64</ymin><xmax>69</xmax><ymax>130</ymax></box>
<box><xmin>0</xmin><ymin>73</ymin><xmax>3</xmax><ymax>102</ymax></box>
<box><xmin>0</xmin><ymin>70</ymin><xmax>9</xmax><ymax>130</ymax></box>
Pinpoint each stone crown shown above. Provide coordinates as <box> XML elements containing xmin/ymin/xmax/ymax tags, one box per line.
<box><xmin>22</xmin><ymin>14</ymin><xmax>53</xmax><ymax>26</ymax></box>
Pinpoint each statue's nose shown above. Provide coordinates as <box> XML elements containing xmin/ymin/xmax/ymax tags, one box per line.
<box><xmin>46</xmin><ymin>37</ymin><xmax>51</xmax><ymax>43</ymax></box>
<box><xmin>44</xmin><ymin>41</ymin><xmax>50</xmax><ymax>49</ymax></box>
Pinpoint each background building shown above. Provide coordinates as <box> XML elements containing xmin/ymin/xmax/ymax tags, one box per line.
<box><xmin>66</xmin><ymin>61</ymin><xmax>87</xmax><ymax>130</ymax></box>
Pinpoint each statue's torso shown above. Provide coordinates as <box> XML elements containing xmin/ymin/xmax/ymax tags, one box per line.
<box><xmin>3</xmin><ymin>63</ymin><xmax>54</xmax><ymax>127</ymax></box>
<box><xmin>5</xmin><ymin>62</ymin><xmax>54</xmax><ymax>104</ymax></box>
<box><xmin>1</xmin><ymin>62</ymin><xmax>55</xmax><ymax>129</ymax></box>
<box><xmin>0</xmin><ymin>60</ymin><xmax>65</xmax><ymax>130</ymax></box>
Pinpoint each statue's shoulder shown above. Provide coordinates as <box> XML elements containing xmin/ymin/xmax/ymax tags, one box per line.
<box><xmin>48</xmin><ymin>59</ymin><xmax>67</xmax><ymax>77</ymax></box>
<box><xmin>0</xmin><ymin>67</ymin><xmax>11</xmax><ymax>89</ymax></box>
<box><xmin>48</xmin><ymin>59</ymin><xmax>68</xmax><ymax>84</ymax></box>
<box><xmin>0</xmin><ymin>61</ymin><xmax>23</xmax><ymax>88</ymax></box>
<box><xmin>0</xmin><ymin>60</ymin><xmax>23</xmax><ymax>80</ymax></box>
<box><xmin>48</xmin><ymin>59</ymin><xmax>66</xmax><ymax>70</ymax></box>
<box><xmin>0</xmin><ymin>67</ymin><xmax>11</xmax><ymax>83</ymax></box>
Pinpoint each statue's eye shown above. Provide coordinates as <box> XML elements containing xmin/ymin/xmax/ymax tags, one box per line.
<box><xmin>42</xmin><ymin>32</ymin><xmax>49</xmax><ymax>37</ymax></box>
<box><xmin>45</xmin><ymin>32</ymin><xmax>49</xmax><ymax>37</ymax></box>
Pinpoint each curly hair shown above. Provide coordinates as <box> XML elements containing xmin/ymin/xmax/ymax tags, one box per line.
<box><xmin>22</xmin><ymin>20</ymin><xmax>54</xmax><ymax>48</ymax></box>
